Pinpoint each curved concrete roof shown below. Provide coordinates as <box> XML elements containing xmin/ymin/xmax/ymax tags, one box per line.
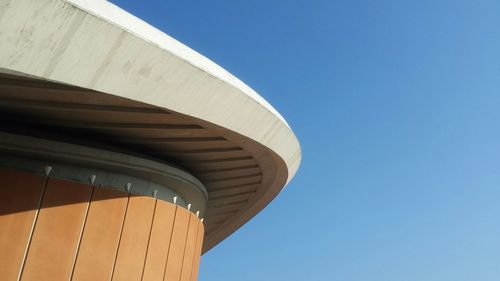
<box><xmin>0</xmin><ymin>0</ymin><xmax>301</xmax><ymax>252</ymax></box>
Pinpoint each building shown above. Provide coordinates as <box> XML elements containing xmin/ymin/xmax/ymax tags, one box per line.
<box><xmin>0</xmin><ymin>1</ymin><xmax>301</xmax><ymax>281</ymax></box>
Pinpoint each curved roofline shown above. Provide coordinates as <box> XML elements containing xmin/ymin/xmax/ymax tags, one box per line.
<box><xmin>66</xmin><ymin>0</ymin><xmax>289</xmax><ymax>127</ymax></box>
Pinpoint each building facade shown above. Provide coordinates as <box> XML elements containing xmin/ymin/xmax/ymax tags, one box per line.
<box><xmin>0</xmin><ymin>1</ymin><xmax>301</xmax><ymax>280</ymax></box>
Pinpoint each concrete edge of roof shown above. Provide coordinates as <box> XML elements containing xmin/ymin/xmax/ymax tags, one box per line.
<box><xmin>73</xmin><ymin>0</ymin><xmax>301</xmax><ymax>184</ymax></box>
<box><xmin>0</xmin><ymin>0</ymin><xmax>302</xmax><ymax>249</ymax></box>
<box><xmin>66</xmin><ymin>0</ymin><xmax>290</xmax><ymax>127</ymax></box>
<box><xmin>20</xmin><ymin>0</ymin><xmax>300</xmax><ymax>185</ymax></box>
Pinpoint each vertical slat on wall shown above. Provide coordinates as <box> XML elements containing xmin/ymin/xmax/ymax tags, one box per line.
<box><xmin>142</xmin><ymin>200</ymin><xmax>176</xmax><ymax>281</ymax></box>
<box><xmin>111</xmin><ymin>195</ymin><xmax>155</xmax><ymax>281</ymax></box>
<box><xmin>163</xmin><ymin>207</ymin><xmax>190</xmax><ymax>281</ymax></box>
<box><xmin>21</xmin><ymin>178</ymin><xmax>92</xmax><ymax>281</ymax></box>
<box><xmin>179</xmin><ymin>214</ymin><xmax>200</xmax><ymax>281</ymax></box>
<box><xmin>190</xmin><ymin>221</ymin><xmax>204</xmax><ymax>281</ymax></box>
<box><xmin>71</xmin><ymin>187</ymin><xmax>128</xmax><ymax>281</ymax></box>
<box><xmin>0</xmin><ymin>167</ymin><xmax>205</xmax><ymax>281</ymax></box>
<box><xmin>0</xmin><ymin>169</ymin><xmax>45</xmax><ymax>281</ymax></box>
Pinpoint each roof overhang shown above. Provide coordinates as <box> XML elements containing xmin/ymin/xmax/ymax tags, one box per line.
<box><xmin>0</xmin><ymin>0</ymin><xmax>301</xmax><ymax>253</ymax></box>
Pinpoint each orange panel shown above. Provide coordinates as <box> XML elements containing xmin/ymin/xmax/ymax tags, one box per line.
<box><xmin>21</xmin><ymin>178</ymin><xmax>92</xmax><ymax>281</ymax></box>
<box><xmin>189</xmin><ymin>220</ymin><xmax>204</xmax><ymax>281</ymax></box>
<box><xmin>164</xmin><ymin>207</ymin><xmax>190</xmax><ymax>281</ymax></box>
<box><xmin>0</xmin><ymin>169</ymin><xmax>45</xmax><ymax>281</ymax></box>
<box><xmin>179</xmin><ymin>214</ymin><xmax>200</xmax><ymax>281</ymax></box>
<box><xmin>72</xmin><ymin>187</ymin><xmax>129</xmax><ymax>281</ymax></box>
<box><xmin>111</xmin><ymin>195</ymin><xmax>155</xmax><ymax>281</ymax></box>
<box><xmin>142</xmin><ymin>200</ymin><xmax>176</xmax><ymax>281</ymax></box>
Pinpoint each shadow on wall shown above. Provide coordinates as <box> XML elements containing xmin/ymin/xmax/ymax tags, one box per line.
<box><xmin>0</xmin><ymin>168</ymin><xmax>204</xmax><ymax>281</ymax></box>
<box><xmin>0</xmin><ymin>168</ymin><xmax>130</xmax><ymax>216</ymax></box>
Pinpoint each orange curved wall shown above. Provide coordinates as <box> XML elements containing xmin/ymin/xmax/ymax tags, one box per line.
<box><xmin>0</xmin><ymin>168</ymin><xmax>204</xmax><ymax>281</ymax></box>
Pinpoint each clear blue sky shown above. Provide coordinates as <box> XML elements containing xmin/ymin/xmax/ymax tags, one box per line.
<box><xmin>111</xmin><ymin>1</ymin><xmax>500</xmax><ymax>280</ymax></box>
